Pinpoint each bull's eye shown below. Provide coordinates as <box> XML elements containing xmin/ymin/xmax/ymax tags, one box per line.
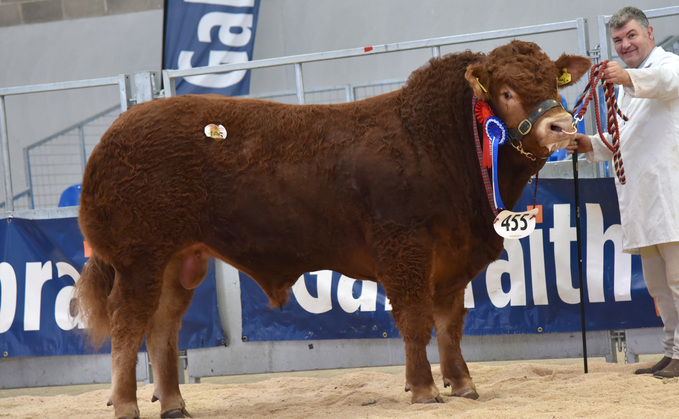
<box><xmin>503</xmin><ymin>92</ymin><xmax>512</xmax><ymax>100</ymax></box>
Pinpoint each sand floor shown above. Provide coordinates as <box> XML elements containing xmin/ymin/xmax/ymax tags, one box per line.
<box><xmin>1</xmin><ymin>355</ymin><xmax>677</xmax><ymax>418</ymax></box>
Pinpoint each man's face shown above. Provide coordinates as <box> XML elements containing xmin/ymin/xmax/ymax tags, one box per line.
<box><xmin>611</xmin><ymin>18</ymin><xmax>655</xmax><ymax>68</ymax></box>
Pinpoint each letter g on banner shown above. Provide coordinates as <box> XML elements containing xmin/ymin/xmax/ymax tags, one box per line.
<box><xmin>163</xmin><ymin>0</ymin><xmax>261</xmax><ymax>95</ymax></box>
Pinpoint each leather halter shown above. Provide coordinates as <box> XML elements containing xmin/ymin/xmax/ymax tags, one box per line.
<box><xmin>508</xmin><ymin>99</ymin><xmax>564</xmax><ymax>142</ymax></box>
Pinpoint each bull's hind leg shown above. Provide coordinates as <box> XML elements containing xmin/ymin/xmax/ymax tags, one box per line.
<box><xmin>433</xmin><ymin>287</ymin><xmax>478</xmax><ymax>399</ymax></box>
<box><xmin>108</xmin><ymin>265</ymin><xmax>163</xmax><ymax>419</ymax></box>
<box><xmin>146</xmin><ymin>252</ymin><xmax>203</xmax><ymax>418</ymax></box>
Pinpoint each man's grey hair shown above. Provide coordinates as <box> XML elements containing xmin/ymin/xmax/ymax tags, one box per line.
<box><xmin>609</xmin><ymin>6</ymin><xmax>650</xmax><ymax>31</ymax></box>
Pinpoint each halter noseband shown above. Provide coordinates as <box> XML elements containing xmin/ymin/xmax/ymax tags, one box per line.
<box><xmin>508</xmin><ymin>99</ymin><xmax>564</xmax><ymax>142</ymax></box>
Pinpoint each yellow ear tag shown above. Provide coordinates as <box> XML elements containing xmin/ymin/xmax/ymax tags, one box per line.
<box><xmin>558</xmin><ymin>68</ymin><xmax>572</xmax><ymax>86</ymax></box>
<box><xmin>476</xmin><ymin>77</ymin><xmax>488</xmax><ymax>93</ymax></box>
<box><xmin>204</xmin><ymin>124</ymin><xmax>227</xmax><ymax>140</ymax></box>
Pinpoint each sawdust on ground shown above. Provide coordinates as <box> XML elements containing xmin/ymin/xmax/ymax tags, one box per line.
<box><xmin>0</xmin><ymin>356</ymin><xmax>676</xmax><ymax>418</ymax></box>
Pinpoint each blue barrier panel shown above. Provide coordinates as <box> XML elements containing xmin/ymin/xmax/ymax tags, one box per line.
<box><xmin>0</xmin><ymin>178</ymin><xmax>663</xmax><ymax>354</ymax></box>
<box><xmin>0</xmin><ymin>216</ymin><xmax>225</xmax><ymax>358</ymax></box>
<box><xmin>240</xmin><ymin>178</ymin><xmax>661</xmax><ymax>341</ymax></box>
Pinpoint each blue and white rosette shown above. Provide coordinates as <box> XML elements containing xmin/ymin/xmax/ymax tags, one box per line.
<box><xmin>485</xmin><ymin>116</ymin><xmax>508</xmax><ymax>211</ymax></box>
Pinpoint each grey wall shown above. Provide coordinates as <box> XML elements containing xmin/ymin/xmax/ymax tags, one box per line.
<box><xmin>1</xmin><ymin>0</ymin><xmax>678</xmax><ymax>203</ymax></box>
<box><xmin>248</xmin><ymin>0</ymin><xmax>679</xmax><ymax>92</ymax></box>
<box><xmin>0</xmin><ymin>0</ymin><xmax>163</xmax><ymax>27</ymax></box>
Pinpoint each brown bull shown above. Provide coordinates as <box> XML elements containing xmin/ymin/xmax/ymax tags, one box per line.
<box><xmin>75</xmin><ymin>40</ymin><xmax>590</xmax><ymax>418</ymax></box>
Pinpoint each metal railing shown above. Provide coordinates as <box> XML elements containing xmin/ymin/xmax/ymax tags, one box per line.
<box><xmin>246</xmin><ymin>79</ymin><xmax>406</xmax><ymax>105</ymax></box>
<box><xmin>0</xmin><ymin>76</ymin><xmax>128</xmax><ymax>211</ymax></box>
<box><xmin>0</xmin><ymin>71</ymin><xmax>165</xmax><ymax>210</ymax></box>
<box><xmin>4</xmin><ymin>19</ymin><xmax>589</xmax><ymax>212</ymax></box>
<box><xmin>23</xmin><ymin>105</ymin><xmax>120</xmax><ymax>209</ymax></box>
<box><xmin>163</xmin><ymin>19</ymin><xmax>589</xmax><ymax>104</ymax></box>
<box><xmin>16</xmin><ymin>79</ymin><xmax>405</xmax><ymax>211</ymax></box>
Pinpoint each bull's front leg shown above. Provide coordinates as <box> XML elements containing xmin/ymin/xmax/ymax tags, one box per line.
<box><xmin>372</xmin><ymin>229</ymin><xmax>441</xmax><ymax>403</ymax></box>
<box><xmin>432</xmin><ymin>287</ymin><xmax>479</xmax><ymax>399</ymax></box>
<box><xmin>383</xmin><ymin>280</ymin><xmax>441</xmax><ymax>403</ymax></box>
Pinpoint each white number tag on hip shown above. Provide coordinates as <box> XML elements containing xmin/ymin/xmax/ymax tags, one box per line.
<box><xmin>493</xmin><ymin>208</ymin><xmax>540</xmax><ymax>239</ymax></box>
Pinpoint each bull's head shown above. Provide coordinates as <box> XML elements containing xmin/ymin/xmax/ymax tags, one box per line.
<box><xmin>464</xmin><ymin>40</ymin><xmax>591</xmax><ymax>159</ymax></box>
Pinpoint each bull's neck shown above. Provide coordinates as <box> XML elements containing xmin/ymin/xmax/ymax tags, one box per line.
<box><xmin>496</xmin><ymin>143</ymin><xmax>546</xmax><ymax>211</ymax></box>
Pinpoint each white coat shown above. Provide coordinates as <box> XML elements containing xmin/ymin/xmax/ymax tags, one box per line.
<box><xmin>585</xmin><ymin>46</ymin><xmax>679</xmax><ymax>254</ymax></box>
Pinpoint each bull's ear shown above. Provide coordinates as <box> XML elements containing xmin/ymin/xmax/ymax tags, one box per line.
<box><xmin>465</xmin><ymin>63</ymin><xmax>491</xmax><ymax>101</ymax></box>
<box><xmin>554</xmin><ymin>54</ymin><xmax>592</xmax><ymax>87</ymax></box>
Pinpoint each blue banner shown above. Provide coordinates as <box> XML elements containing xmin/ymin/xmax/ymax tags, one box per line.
<box><xmin>240</xmin><ymin>178</ymin><xmax>661</xmax><ymax>341</ymax></box>
<box><xmin>163</xmin><ymin>0</ymin><xmax>261</xmax><ymax>95</ymax></box>
<box><xmin>0</xmin><ymin>179</ymin><xmax>663</xmax><ymax>356</ymax></box>
<box><xmin>0</xmin><ymin>217</ymin><xmax>225</xmax><ymax>358</ymax></box>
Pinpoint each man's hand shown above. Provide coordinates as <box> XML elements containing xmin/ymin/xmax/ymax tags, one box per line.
<box><xmin>603</xmin><ymin>61</ymin><xmax>633</xmax><ymax>87</ymax></box>
<box><xmin>566</xmin><ymin>133</ymin><xmax>593</xmax><ymax>154</ymax></box>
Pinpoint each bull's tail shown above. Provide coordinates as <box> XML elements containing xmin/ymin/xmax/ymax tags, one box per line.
<box><xmin>74</xmin><ymin>252</ymin><xmax>115</xmax><ymax>347</ymax></box>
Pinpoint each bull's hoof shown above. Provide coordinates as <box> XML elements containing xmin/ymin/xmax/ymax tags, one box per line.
<box><xmin>412</xmin><ymin>395</ymin><xmax>445</xmax><ymax>404</ymax></box>
<box><xmin>161</xmin><ymin>407</ymin><xmax>192</xmax><ymax>418</ymax></box>
<box><xmin>109</xmin><ymin>400</ymin><xmax>140</xmax><ymax>419</ymax></box>
<box><xmin>406</xmin><ymin>382</ymin><xmax>442</xmax><ymax>404</ymax></box>
<box><xmin>453</xmin><ymin>388</ymin><xmax>479</xmax><ymax>400</ymax></box>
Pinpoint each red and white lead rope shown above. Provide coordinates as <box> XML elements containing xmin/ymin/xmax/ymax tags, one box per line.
<box><xmin>572</xmin><ymin>60</ymin><xmax>629</xmax><ymax>184</ymax></box>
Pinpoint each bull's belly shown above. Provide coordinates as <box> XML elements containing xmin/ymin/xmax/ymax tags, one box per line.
<box><xmin>208</xmin><ymin>232</ymin><xmax>377</xmax><ymax>283</ymax></box>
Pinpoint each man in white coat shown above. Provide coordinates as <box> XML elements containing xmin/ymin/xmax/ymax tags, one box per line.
<box><xmin>567</xmin><ymin>6</ymin><xmax>679</xmax><ymax>377</ymax></box>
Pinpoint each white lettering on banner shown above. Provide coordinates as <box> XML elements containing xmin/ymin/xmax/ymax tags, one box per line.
<box><xmin>197</xmin><ymin>12</ymin><xmax>253</xmax><ymax>47</ymax></box>
<box><xmin>529</xmin><ymin>229</ymin><xmax>549</xmax><ymax>305</ymax></box>
<box><xmin>24</xmin><ymin>262</ymin><xmax>52</xmax><ymax>331</ymax></box>
<box><xmin>585</xmin><ymin>203</ymin><xmax>632</xmax><ymax>302</ymax></box>
<box><xmin>178</xmin><ymin>51</ymin><xmax>249</xmax><ymax>88</ymax></box>
<box><xmin>291</xmin><ymin>271</ymin><xmax>391</xmax><ymax>314</ymax></box>
<box><xmin>291</xmin><ymin>271</ymin><xmax>333</xmax><ymax>314</ymax></box>
<box><xmin>0</xmin><ymin>261</ymin><xmax>81</xmax><ymax>334</ymax></box>
<box><xmin>550</xmin><ymin>204</ymin><xmax>580</xmax><ymax>304</ymax></box>
<box><xmin>54</xmin><ymin>262</ymin><xmax>83</xmax><ymax>330</ymax></box>
<box><xmin>463</xmin><ymin>283</ymin><xmax>474</xmax><ymax>308</ymax></box>
<box><xmin>337</xmin><ymin>275</ymin><xmax>377</xmax><ymax>312</ymax></box>
<box><xmin>478</xmin><ymin>202</ymin><xmax>634</xmax><ymax>308</ymax></box>
<box><xmin>485</xmin><ymin>239</ymin><xmax>527</xmax><ymax>308</ymax></box>
<box><xmin>0</xmin><ymin>262</ymin><xmax>17</xmax><ymax>333</ymax></box>
<box><xmin>178</xmin><ymin>9</ymin><xmax>254</xmax><ymax>89</ymax></box>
